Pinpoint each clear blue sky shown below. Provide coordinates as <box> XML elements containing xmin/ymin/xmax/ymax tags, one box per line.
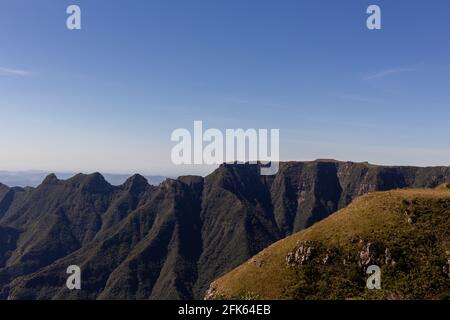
<box><xmin>1</xmin><ymin>0</ymin><xmax>449</xmax><ymax>176</ymax></box>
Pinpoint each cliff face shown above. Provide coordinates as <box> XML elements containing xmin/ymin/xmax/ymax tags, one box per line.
<box><xmin>206</xmin><ymin>186</ymin><xmax>450</xmax><ymax>300</ymax></box>
<box><xmin>0</xmin><ymin>161</ymin><xmax>449</xmax><ymax>300</ymax></box>
<box><xmin>269</xmin><ymin>161</ymin><xmax>450</xmax><ymax>235</ymax></box>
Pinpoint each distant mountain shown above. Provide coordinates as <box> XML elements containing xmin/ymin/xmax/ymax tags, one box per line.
<box><xmin>206</xmin><ymin>185</ymin><xmax>450</xmax><ymax>300</ymax></box>
<box><xmin>0</xmin><ymin>160</ymin><xmax>449</xmax><ymax>300</ymax></box>
<box><xmin>0</xmin><ymin>171</ymin><xmax>166</xmax><ymax>187</ymax></box>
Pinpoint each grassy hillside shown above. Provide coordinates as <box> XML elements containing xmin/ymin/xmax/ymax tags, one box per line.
<box><xmin>207</xmin><ymin>185</ymin><xmax>450</xmax><ymax>300</ymax></box>
<box><xmin>2</xmin><ymin>162</ymin><xmax>450</xmax><ymax>300</ymax></box>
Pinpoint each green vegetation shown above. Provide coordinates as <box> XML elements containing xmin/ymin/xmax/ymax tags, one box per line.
<box><xmin>208</xmin><ymin>186</ymin><xmax>450</xmax><ymax>300</ymax></box>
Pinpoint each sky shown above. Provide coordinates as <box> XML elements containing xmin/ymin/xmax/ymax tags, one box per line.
<box><xmin>1</xmin><ymin>0</ymin><xmax>450</xmax><ymax>176</ymax></box>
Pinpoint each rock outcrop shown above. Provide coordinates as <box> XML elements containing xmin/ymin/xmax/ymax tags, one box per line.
<box><xmin>1</xmin><ymin>160</ymin><xmax>450</xmax><ymax>299</ymax></box>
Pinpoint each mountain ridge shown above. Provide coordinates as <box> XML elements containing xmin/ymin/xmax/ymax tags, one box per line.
<box><xmin>0</xmin><ymin>160</ymin><xmax>449</xmax><ymax>299</ymax></box>
<box><xmin>0</xmin><ymin>171</ymin><xmax>166</xmax><ymax>188</ymax></box>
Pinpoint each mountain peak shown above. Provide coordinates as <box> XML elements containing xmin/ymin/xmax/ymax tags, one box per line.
<box><xmin>124</xmin><ymin>174</ymin><xmax>148</xmax><ymax>184</ymax></box>
<box><xmin>2</xmin><ymin>162</ymin><xmax>450</xmax><ymax>300</ymax></box>
<box><xmin>67</xmin><ymin>172</ymin><xmax>112</xmax><ymax>193</ymax></box>
<box><xmin>84</xmin><ymin>172</ymin><xmax>111</xmax><ymax>190</ymax></box>
<box><xmin>122</xmin><ymin>174</ymin><xmax>149</xmax><ymax>192</ymax></box>
<box><xmin>41</xmin><ymin>173</ymin><xmax>59</xmax><ymax>185</ymax></box>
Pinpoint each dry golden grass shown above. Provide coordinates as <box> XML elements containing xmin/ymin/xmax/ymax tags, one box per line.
<box><xmin>209</xmin><ymin>185</ymin><xmax>450</xmax><ymax>300</ymax></box>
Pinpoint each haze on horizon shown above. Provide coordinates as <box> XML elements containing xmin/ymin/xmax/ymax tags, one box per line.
<box><xmin>1</xmin><ymin>0</ymin><xmax>450</xmax><ymax>177</ymax></box>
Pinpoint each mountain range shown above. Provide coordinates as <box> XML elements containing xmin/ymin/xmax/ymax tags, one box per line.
<box><xmin>0</xmin><ymin>171</ymin><xmax>166</xmax><ymax>188</ymax></box>
<box><xmin>0</xmin><ymin>160</ymin><xmax>449</xmax><ymax>300</ymax></box>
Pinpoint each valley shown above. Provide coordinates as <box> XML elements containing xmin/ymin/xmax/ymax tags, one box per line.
<box><xmin>0</xmin><ymin>160</ymin><xmax>449</xmax><ymax>300</ymax></box>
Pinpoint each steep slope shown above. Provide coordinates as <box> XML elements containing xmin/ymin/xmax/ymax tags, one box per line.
<box><xmin>206</xmin><ymin>185</ymin><xmax>450</xmax><ymax>300</ymax></box>
<box><xmin>269</xmin><ymin>161</ymin><xmax>450</xmax><ymax>236</ymax></box>
<box><xmin>0</xmin><ymin>184</ymin><xmax>10</xmax><ymax>202</ymax></box>
<box><xmin>0</xmin><ymin>173</ymin><xmax>156</xmax><ymax>294</ymax></box>
<box><xmin>0</xmin><ymin>185</ymin><xmax>26</xmax><ymax>221</ymax></box>
<box><xmin>193</xmin><ymin>165</ymin><xmax>280</xmax><ymax>297</ymax></box>
<box><xmin>3</xmin><ymin>178</ymin><xmax>201</xmax><ymax>300</ymax></box>
<box><xmin>0</xmin><ymin>160</ymin><xmax>449</xmax><ymax>300</ymax></box>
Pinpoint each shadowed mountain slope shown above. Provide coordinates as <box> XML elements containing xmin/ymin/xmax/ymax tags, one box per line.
<box><xmin>0</xmin><ymin>160</ymin><xmax>449</xmax><ymax>299</ymax></box>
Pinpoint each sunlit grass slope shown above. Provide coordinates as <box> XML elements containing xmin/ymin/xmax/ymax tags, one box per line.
<box><xmin>207</xmin><ymin>185</ymin><xmax>450</xmax><ymax>300</ymax></box>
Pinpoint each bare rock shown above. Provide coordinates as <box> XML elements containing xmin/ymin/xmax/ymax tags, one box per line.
<box><xmin>322</xmin><ymin>249</ymin><xmax>337</xmax><ymax>265</ymax></box>
<box><xmin>286</xmin><ymin>252</ymin><xmax>295</xmax><ymax>266</ymax></box>
<box><xmin>204</xmin><ymin>285</ymin><xmax>217</xmax><ymax>300</ymax></box>
<box><xmin>443</xmin><ymin>260</ymin><xmax>450</xmax><ymax>279</ymax></box>
<box><xmin>285</xmin><ymin>241</ymin><xmax>317</xmax><ymax>266</ymax></box>
<box><xmin>384</xmin><ymin>248</ymin><xmax>396</xmax><ymax>266</ymax></box>
<box><xmin>358</xmin><ymin>242</ymin><xmax>382</xmax><ymax>267</ymax></box>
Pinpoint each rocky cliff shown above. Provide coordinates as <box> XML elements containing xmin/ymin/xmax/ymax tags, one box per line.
<box><xmin>0</xmin><ymin>160</ymin><xmax>449</xmax><ymax>299</ymax></box>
